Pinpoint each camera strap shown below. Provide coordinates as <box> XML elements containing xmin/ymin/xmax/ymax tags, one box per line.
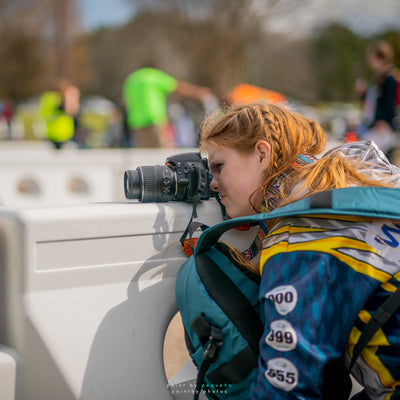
<box><xmin>180</xmin><ymin>202</ymin><xmax>208</xmax><ymax>250</ymax></box>
<box><xmin>180</xmin><ymin>194</ymin><xmax>227</xmax><ymax>255</ymax></box>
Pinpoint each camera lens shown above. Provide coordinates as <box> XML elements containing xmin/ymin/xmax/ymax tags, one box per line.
<box><xmin>124</xmin><ymin>165</ymin><xmax>176</xmax><ymax>202</ymax></box>
<box><xmin>124</xmin><ymin>169</ymin><xmax>141</xmax><ymax>199</ymax></box>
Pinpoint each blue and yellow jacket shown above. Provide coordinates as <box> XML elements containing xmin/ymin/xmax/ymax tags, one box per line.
<box><xmin>251</xmin><ymin>141</ymin><xmax>400</xmax><ymax>400</ymax></box>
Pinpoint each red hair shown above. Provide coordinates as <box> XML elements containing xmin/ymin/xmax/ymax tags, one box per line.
<box><xmin>201</xmin><ymin>101</ymin><xmax>394</xmax><ymax>210</ymax></box>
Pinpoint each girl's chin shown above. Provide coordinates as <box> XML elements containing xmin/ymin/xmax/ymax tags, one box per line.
<box><xmin>226</xmin><ymin>210</ymin><xmax>244</xmax><ymax>219</ymax></box>
<box><xmin>227</xmin><ymin>208</ymin><xmax>257</xmax><ymax>219</ymax></box>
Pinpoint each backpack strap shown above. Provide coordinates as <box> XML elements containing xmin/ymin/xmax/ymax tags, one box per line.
<box><xmin>189</xmin><ymin>251</ymin><xmax>263</xmax><ymax>398</ymax></box>
<box><xmin>193</xmin><ymin>324</ymin><xmax>223</xmax><ymax>400</ymax></box>
<box><xmin>349</xmin><ymin>285</ymin><xmax>400</xmax><ymax>372</ymax></box>
<box><xmin>194</xmin><ymin>190</ymin><xmax>332</xmax><ymax>253</ymax></box>
<box><xmin>190</xmin><ymin>315</ymin><xmax>252</xmax><ymax>399</ymax></box>
<box><xmin>196</xmin><ymin>252</ymin><xmax>263</xmax><ymax>353</ymax></box>
<box><xmin>195</xmin><ymin>187</ymin><xmax>400</xmax><ymax>254</ymax></box>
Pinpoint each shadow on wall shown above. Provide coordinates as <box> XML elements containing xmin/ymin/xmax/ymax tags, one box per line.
<box><xmin>81</xmin><ymin>204</ymin><xmax>187</xmax><ymax>400</ymax></box>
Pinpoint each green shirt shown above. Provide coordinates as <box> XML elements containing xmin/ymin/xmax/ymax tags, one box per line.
<box><xmin>123</xmin><ymin>68</ymin><xmax>177</xmax><ymax>129</ymax></box>
<box><xmin>38</xmin><ymin>91</ymin><xmax>74</xmax><ymax>142</ymax></box>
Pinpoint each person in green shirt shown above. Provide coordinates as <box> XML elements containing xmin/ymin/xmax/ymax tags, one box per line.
<box><xmin>38</xmin><ymin>89</ymin><xmax>75</xmax><ymax>149</ymax></box>
<box><xmin>122</xmin><ymin>66</ymin><xmax>212</xmax><ymax>147</ymax></box>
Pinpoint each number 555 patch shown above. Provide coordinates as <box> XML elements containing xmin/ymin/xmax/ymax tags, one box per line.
<box><xmin>265</xmin><ymin>358</ymin><xmax>298</xmax><ymax>391</ymax></box>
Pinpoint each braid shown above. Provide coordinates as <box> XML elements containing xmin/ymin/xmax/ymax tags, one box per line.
<box><xmin>260</xmin><ymin>106</ymin><xmax>297</xmax><ymax>192</ymax></box>
<box><xmin>200</xmin><ymin>100</ymin><xmax>327</xmax><ymax>201</ymax></box>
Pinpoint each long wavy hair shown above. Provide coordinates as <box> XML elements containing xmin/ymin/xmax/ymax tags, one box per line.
<box><xmin>200</xmin><ymin>101</ymin><xmax>396</xmax><ymax>273</ymax></box>
<box><xmin>201</xmin><ymin>101</ymin><xmax>394</xmax><ymax>212</ymax></box>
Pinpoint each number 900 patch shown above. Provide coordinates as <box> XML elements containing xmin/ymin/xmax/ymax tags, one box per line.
<box><xmin>265</xmin><ymin>358</ymin><xmax>298</xmax><ymax>391</ymax></box>
<box><xmin>265</xmin><ymin>285</ymin><xmax>298</xmax><ymax>315</ymax></box>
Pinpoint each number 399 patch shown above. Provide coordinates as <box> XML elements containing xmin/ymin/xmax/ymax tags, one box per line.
<box><xmin>266</xmin><ymin>320</ymin><xmax>297</xmax><ymax>351</ymax></box>
<box><xmin>265</xmin><ymin>357</ymin><xmax>298</xmax><ymax>391</ymax></box>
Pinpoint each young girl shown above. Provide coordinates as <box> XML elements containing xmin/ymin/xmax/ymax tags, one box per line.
<box><xmin>200</xmin><ymin>101</ymin><xmax>400</xmax><ymax>400</ymax></box>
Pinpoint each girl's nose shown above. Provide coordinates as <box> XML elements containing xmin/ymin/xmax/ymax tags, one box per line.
<box><xmin>210</xmin><ymin>177</ymin><xmax>218</xmax><ymax>192</ymax></box>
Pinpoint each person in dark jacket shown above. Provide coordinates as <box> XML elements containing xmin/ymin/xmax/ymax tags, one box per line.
<box><xmin>356</xmin><ymin>40</ymin><xmax>397</xmax><ymax>132</ymax></box>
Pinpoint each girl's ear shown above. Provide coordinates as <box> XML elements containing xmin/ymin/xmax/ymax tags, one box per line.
<box><xmin>255</xmin><ymin>140</ymin><xmax>271</xmax><ymax>165</ymax></box>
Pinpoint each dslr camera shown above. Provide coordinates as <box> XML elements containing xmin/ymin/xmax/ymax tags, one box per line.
<box><xmin>124</xmin><ymin>152</ymin><xmax>213</xmax><ymax>203</ymax></box>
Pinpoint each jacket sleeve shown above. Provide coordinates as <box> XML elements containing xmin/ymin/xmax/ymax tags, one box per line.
<box><xmin>375</xmin><ymin>75</ymin><xmax>397</xmax><ymax>126</ymax></box>
<box><xmin>250</xmin><ymin>249</ymin><xmax>375</xmax><ymax>400</ymax></box>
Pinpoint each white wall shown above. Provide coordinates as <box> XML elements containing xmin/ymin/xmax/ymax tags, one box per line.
<box><xmin>0</xmin><ymin>145</ymin><xmax>198</xmax><ymax>207</ymax></box>
<box><xmin>0</xmin><ymin>199</ymin><xmax>256</xmax><ymax>400</ymax></box>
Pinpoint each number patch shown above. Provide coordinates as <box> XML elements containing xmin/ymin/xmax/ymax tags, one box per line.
<box><xmin>265</xmin><ymin>285</ymin><xmax>298</xmax><ymax>315</ymax></box>
<box><xmin>265</xmin><ymin>358</ymin><xmax>298</xmax><ymax>391</ymax></box>
<box><xmin>266</xmin><ymin>320</ymin><xmax>297</xmax><ymax>351</ymax></box>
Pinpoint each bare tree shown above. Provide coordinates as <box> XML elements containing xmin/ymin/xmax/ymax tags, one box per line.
<box><xmin>121</xmin><ymin>0</ymin><xmax>309</xmax><ymax>99</ymax></box>
<box><xmin>0</xmin><ymin>0</ymin><xmax>84</xmax><ymax>100</ymax></box>
<box><xmin>0</xmin><ymin>0</ymin><xmax>48</xmax><ymax>99</ymax></box>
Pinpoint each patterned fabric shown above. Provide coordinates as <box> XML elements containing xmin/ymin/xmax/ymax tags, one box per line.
<box><xmin>250</xmin><ymin>141</ymin><xmax>400</xmax><ymax>400</ymax></box>
<box><xmin>261</xmin><ymin>154</ymin><xmax>318</xmax><ymax>214</ymax></box>
<box><xmin>251</xmin><ymin>215</ymin><xmax>400</xmax><ymax>400</ymax></box>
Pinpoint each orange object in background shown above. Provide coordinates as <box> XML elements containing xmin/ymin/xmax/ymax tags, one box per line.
<box><xmin>227</xmin><ymin>83</ymin><xmax>287</xmax><ymax>105</ymax></box>
<box><xmin>344</xmin><ymin>130</ymin><xmax>359</xmax><ymax>143</ymax></box>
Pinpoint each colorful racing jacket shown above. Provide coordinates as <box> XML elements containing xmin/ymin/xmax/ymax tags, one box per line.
<box><xmin>250</xmin><ymin>142</ymin><xmax>400</xmax><ymax>400</ymax></box>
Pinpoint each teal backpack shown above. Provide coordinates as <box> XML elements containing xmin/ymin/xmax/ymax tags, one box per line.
<box><xmin>175</xmin><ymin>187</ymin><xmax>400</xmax><ymax>400</ymax></box>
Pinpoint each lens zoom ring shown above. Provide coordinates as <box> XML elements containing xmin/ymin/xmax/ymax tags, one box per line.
<box><xmin>140</xmin><ymin>166</ymin><xmax>160</xmax><ymax>202</ymax></box>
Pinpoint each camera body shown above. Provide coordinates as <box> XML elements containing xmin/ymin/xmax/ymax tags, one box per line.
<box><xmin>124</xmin><ymin>152</ymin><xmax>213</xmax><ymax>203</ymax></box>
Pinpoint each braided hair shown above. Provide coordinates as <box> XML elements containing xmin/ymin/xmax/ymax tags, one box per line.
<box><xmin>201</xmin><ymin>101</ymin><xmax>324</xmax><ymax>207</ymax></box>
<box><xmin>201</xmin><ymin>101</ymin><xmax>395</xmax><ymax>211</ymax></box>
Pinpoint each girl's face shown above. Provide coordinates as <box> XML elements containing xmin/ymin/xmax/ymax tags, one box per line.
<box><xmin>207</xmin><ymin>141</ymin><xmax>271</xmax><ymax>218</ymax></box>
<box><xmin>367</xmin><ymin>53</ymin><xmax>383</xmax><ymax>72</ymax></box>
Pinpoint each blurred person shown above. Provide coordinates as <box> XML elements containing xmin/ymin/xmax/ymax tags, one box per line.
<box><xmin>38</xmin><ymin>86</ymin><xmax>74</xmax><ymax>149</ymax></box>
<box><xmin>57</xmin><ymin>78</ymin><xmax>80</xmax><ymax>125</ymax></box>
<box><xmin>122</xmin><ymin>65</ymin><xmax>213</xmax><ymax>148</ymax></box>
<box><xmin>0</xmin><ymin>97</ymin><xmax>14</xmax><ymax>139</ymax></box>
<box><xmin>57</xmin><ymin>78</ymin><xmax>84</xmax><ymax>147</ymax></box>
<box><xmin>355</xmin><ymin>41</ymin><xmax>398</xmax><ymax>135</ymax></box>
<box><xmin>168</xmin><ymin>102</ymin><xmax>197</xmax><ymax>148</ymax></box>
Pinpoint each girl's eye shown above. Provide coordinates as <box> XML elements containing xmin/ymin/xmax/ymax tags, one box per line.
<box><xmin>210</xmin><ymin>161</ymin><xmax>223</xmax><ymax>175</ymax></box>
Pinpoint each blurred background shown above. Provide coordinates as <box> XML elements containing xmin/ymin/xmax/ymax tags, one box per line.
<box><xmin>0</xmin><ymin>0</ymin><xmax>399</xmax><ymax>148</ymax></box>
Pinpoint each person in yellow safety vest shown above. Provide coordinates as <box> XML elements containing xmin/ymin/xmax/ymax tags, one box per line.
<box><xmin>38</xmin><ymin>90</ymin><xmax>74</xmax><ymax>149</ymax></box>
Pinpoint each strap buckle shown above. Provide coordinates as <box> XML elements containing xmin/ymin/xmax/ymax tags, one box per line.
<box><xmin>203</xmin><ymin>327</ymin><xmax>223</xmax><ymax>362</ymax></box>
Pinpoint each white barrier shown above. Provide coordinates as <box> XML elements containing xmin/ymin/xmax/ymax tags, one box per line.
<box><xmin>0</xmin><ymin>199</ymin><xmax>257</xmax><ymax>400</ymax></box>
<box><xmin>0</xmin><ymin>142</ymin><xmax>362</xmax><ymax>399</ymax></box>
<box><xmin>0</xmin><ymin>141</ymin><xmax>345</xmax><ymax>208</ymax></box>
<box><xmin>0</xmin><ymin>146</ymin><xmax>197</xmax><ymax>207</ymax></box>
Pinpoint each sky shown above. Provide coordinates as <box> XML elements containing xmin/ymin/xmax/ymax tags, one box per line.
<box><xmin>77</xmin><ymin>0</ymin><xmax>400</xmax><ymax>36</ymax></box>
<box><xmin>77</xmin><ymin>0</ymin><xmax>135</xmax><ymax>31</ymax></box>
<box><xmin>268</xmin><ymin>0</ymin><xmax>400</xmax><ymax>37</ymax></box>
